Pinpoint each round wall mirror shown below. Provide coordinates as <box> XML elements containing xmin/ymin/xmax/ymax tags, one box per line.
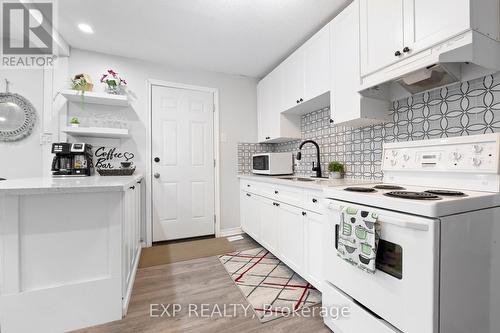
<box><xmin>0</xmin><ymin>93</ymin><xmax>37</xmax><ymax>142</ymax></box>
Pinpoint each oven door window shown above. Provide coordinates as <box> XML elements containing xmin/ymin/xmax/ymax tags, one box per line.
<box><xmin>335</xmin><ymin>225</ymin><xmax>403</xmax><ymax>279</ymax></box>
<box><xmin>376</xmin><ymin>239</ymin><xmax>403</xmax><ymax>280</ymax></box>
<box><xmin>253</xmin><ymin>156</ymin><xmax>269</xmax><ymax>171</ymax></box>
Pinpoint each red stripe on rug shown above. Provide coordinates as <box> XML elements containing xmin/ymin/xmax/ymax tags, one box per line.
<box><xmin>224</xmin><ymin>253</ymin><xmax>272</xmax><ymax>259</ymax></box>
<box><xmin>234</xmin><ymin>250</ymin><xmax>269</xmax><ymax>282</ymax></box>
<box><xmin>294</xmin><ymin>283</ymin><xmax>310</xmax><ymax>311</ymax></box>
<box><xmin>262</xmin><ymin>282</ymin><xmax>316</xmax><ymax>289</ymax></box>
<box><xmin>253</xmin><ymin>308</ymin><xmax>290</xmax><ymax>314</ymax></box>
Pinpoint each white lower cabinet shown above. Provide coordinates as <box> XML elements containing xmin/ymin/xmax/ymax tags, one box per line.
<box><xmin>277</xmin><ymin>202</ymin><xmax>305</xmax><ymax>274</ymax></box>
<box><xmin>122</xmin><ymin>180</ymin><xmax>143</xmax><ymax>313</ymax></box>
<box><xmin>304</xmin><ymin>210</ymin><xmax>324</xmax><ymax>290</ymax></box>
<box><xmin>258</xmin><ymin>196</ymin><xmax>280</xmax><ymax>254</ymax></box>
<box><xmin>240</xmin><ymin>191</ymin><xmax>261</xmax><ymax>241</ymax></box>
<box><xmin>240</xmin><ymin>180</ymin><xmax>323</xmax><ymax>290</ymax></box>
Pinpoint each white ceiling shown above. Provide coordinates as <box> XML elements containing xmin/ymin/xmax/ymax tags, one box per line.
<box><xmin>58</xmin><ymin>0</ymin><xmax>349</xmax><ymax>78</ymax></box>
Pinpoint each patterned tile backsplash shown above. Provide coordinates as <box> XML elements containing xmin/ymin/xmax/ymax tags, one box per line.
<box><xmin>238</xmin><ymin>73</ymin><xmax>500</xmax><ymax>180</ymax></box>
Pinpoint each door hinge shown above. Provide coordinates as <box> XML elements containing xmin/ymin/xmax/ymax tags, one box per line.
<box><xmin>214</xmin><ymin>159</ymin><xmax>216</xmax><ymax>167</ymax></box>
<box><xmin>213</xmin><ymin>105</ymin><xmax>216</xmax><ymax>113</ymax></box>
<box><xmin>214</xmin><ymin>214</ymin><xmax>217</xmax><ymax>224</ymax></box>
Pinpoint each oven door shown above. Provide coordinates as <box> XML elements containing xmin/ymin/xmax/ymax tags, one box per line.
<box><xmin>323</xmin><ymin>199</ymin><xmax>439</xmax><ymax>333</ymax></box>
<box><xmin>252</xmin><ymin>155</ymin><xmax>269</xmax><ymax>174</ymax></box>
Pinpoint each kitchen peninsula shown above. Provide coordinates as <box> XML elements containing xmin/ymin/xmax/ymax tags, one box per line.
<box><xmin>0</xmin><ymin>175</ymin><xmax>144</xmax><ymax>333</ymax></box>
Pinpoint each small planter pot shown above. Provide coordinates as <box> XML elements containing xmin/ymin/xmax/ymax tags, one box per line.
<box><xmin>70</xmin><ymin>123</ymin><xmax>80</xmax><ymax>128</ymax></box>
<box><xmin>329</xmin><ymin>172</ymin><xmax>342</xmax><ymax>179</ymax></box>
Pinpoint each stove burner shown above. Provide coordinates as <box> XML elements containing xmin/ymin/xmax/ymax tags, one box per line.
<box><xmin>344</xmin><ymin>187</ymin><xmax>377</xmax><ymax>193</ymax></box>
<box><xmin>384</xmin><ymin>191</ymin><xmax>442</xmax><ymax>200</ymax></box>
<box><xmin>425</xmin><ymin>190</ymin><xmax>466</xmax><ymax>196</ymax></box>
<box><xmin>373</xmin><ymin>185</ymin><xmax>406</xmax><ymax>190</ymax></box>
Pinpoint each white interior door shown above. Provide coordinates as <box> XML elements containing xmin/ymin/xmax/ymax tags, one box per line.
<box><xmin>152</xmin><ymin>85</ymin><xmax>215</xmax><ymax>242</ymax></box>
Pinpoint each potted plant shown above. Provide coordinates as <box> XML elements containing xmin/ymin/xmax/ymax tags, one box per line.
<box><xmin>328</xmin><ymin>161</ymin><xmax>344</xmax><ymax>179</ymax></box>
<box><xmin>69</xmin><ymin>117</ymin><xmax>80</xmax><ymax>128</ymax></box>
<box><xmin>71</xmin><ymin>74</ymin><xmax>93</xmax><ymax>108</ymax></box>
<box><xmin>100</xmin><ymin>69</ymin><xmax>127</xmax><ymax>94</ymax></box>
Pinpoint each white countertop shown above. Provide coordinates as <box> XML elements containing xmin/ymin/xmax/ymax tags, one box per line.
<box><xmin>0</xmin><ymin>174</ymin><xmax>143</xmax><ymax>195</ymax></box>
<box><xmin>238</xmin><ymin>174</ymin><xmax>378</xmax><ymax>189</ymax></box>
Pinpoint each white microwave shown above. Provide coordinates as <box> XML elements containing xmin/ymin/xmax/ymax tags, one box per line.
<box><xmin>252</xmin><ymin>153</ymin><xmax>293</xmax><ymax>175</ymax></box>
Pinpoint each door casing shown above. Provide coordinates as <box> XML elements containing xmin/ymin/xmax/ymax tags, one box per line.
<box><xmin>146</xmin><ymin>79</ymin><xmax>220</xmax><ymax>246</ymax></box>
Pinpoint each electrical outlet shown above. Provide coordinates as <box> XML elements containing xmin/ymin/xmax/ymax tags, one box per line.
<box><xmin>40</xmin><ymin>133</ymin><xmax>53</xmax><ymax>145</ymax></box>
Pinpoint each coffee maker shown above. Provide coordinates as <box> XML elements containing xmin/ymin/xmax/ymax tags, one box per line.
<box><xmin>51</xmin><ymin>143</ymin><xmax>94</xmax><ymax>177</ymax></box>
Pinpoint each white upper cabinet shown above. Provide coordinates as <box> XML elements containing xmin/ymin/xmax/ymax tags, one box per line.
<box><xmin>256</xmin><ymin>23</ymin><xmax>330</xmax><ymax>142</ymax></box>
<box><xmin>403</xmin><ymin>0</ymin><xmax>470</xmax><ymax>56</ymax></box>
<box><xmin>331</xmin><ymin>0</ymin><xmax>389</xmax><ymax>126</ymax></box>
<box><xmin>257</xmin><ymin>68</ymin><xmax>283</xmax><ymax>142</ymax></box>
<box><xmin>303</xmin><ymin>24</ymin><xmax>331</xmax><ymax>101</ymax></box>
<box><xmin>360</xmin><ymin>0</ymin><xmax>405</xmax><ymax>76</ymax></box>
<box><xmin>360</xmin><ymin>0</ymin><xmax>498</xmax><ymax>78</ymax></box>
<box><xmin>282</xmin><ymin>49</ymin><xmax>305</xmax><ymax>111</ymax></box>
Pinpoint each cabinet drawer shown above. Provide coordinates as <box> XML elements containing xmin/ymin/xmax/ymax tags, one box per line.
<box><xmin>273</xmin><ymin>184</ymin><xmax>303</xmax><ymax>207</ymax></box>
<box><xmin>240</xmin><ymin>180</ymin><xmax>265</xmax><ymax>195</ymax></box>
<box><xmin>303</xmin><ymin>190</ymin><xmax>323</xmax><ymax>213</ymax></box>
<box><xmin>323</xmin><ymin>282</ymin><xmax>397</xmax><ymax>333</ymax></box>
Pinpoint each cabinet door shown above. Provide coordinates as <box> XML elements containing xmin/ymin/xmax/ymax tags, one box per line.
<box><xmin>241</xmin><ymin>192</ymin><xmax>261</xmax><ymax>241</ymax></box>
<box><xmin>304</xmin><ymin>211</ymin><xmax>324</xmax><ymax>291</ymax></box>
<box><xmin>360</xmin><ymin>0</ymin><xmax>404</xmax><ymax>76</ymax></box>
<box><xmin>258</xmin><ymin>197</ymin><xmax>279</xmax><ymax>254</ymax></box>
<box><xmin>281</xmin><ymin>49</ymin><xmax>305</xmax><ymax>111</ymax></box>
<box><xmin>403</xmin><ymin>0</ymin><xmax>469</xmax><ymax>55</ymax></box>
<box><xmin>303</xmin><ymin>24</ymin><xmax>330</xmax><ymax>101</ymax></box>
<box><xmin>257</xmin><ymin>69</ymin><xmax>282</xmax><ymax>142</ymax></box>
<box><xmin>278</xmin><ymin>203</ymin><xmax>305</xmax><ymax>274</ymax></box>
<box><xmin>331</xmin><ymin>1</ymin><xmax>361</xmax><ymax>124</ymax></box>
<box><xmin>257</xmin><ymin>77</ymin><xmax>272</xmax><ymax>142</ymax></box>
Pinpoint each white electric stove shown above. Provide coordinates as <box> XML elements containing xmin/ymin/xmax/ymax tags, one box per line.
<box><xmin>322</xmin><ymin>133</ymin><xmax>500</xmax><ymax>333</ymax></box>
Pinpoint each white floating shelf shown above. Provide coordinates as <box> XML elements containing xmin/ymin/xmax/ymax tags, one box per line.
<box><xmin>60</xmin><ymin>90</ymin><xmax>129</xmax><ymax>107</ymax></box>
<box><xmin>62</xmin><ymin>127</ymin><xmax>130</xmax><ymax>138</ymax></box>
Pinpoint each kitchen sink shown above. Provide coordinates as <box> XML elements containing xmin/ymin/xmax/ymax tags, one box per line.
<box><xmin>280</xmin><ymin>177</ymin><xmax>323</xmax><ymax>182</ymax></box>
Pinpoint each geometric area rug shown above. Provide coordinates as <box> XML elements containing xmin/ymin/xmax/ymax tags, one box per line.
<box><xmin>218</xmin><ymin>247</ymin><xmax>321</xmax><ymax>323</ymax></box>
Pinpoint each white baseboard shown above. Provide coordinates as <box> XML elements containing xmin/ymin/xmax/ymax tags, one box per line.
<box><xmin>219</xmin><ymin>227</ymin><xmax>243</xmax><ymax>237</ymax></box>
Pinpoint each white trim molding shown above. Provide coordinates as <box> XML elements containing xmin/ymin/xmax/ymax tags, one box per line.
<box><xmin>219</xmin><ymin>227</ymin><xmax>243</xmax><ymax>238</ymax></box>
<box><xmin>146</xmin><ymin>79</ymin><xmax>221</xmax><ymax>246</ymax></box>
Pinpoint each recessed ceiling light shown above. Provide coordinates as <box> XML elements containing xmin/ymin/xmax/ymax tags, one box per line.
<box><xmin>0</xmin><ymin>116</ymin><xmax>6</xmax><ymax>122</ymax></box>
<box><xmin>78</xmin><ymin>23</ymin><xmax>94</xmax><ymax>34</ymax></box>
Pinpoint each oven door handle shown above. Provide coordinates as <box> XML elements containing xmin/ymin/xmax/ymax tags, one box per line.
<box><xmin>328</xmin><ymin>203</ymin><xmax>429</xmax><ymax>231</ymax></box>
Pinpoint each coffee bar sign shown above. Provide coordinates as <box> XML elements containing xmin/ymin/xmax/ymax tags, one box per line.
<box><xmin>94</xmin><ymin>146</ymin><xmax>135</xmax><ymax>169</ymax></box>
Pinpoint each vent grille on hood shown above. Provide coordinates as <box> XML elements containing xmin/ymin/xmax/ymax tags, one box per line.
<box><xmin>395</xmin><ymin>63</ymin><xmax>461</xmax><ymax>95</ymax></box>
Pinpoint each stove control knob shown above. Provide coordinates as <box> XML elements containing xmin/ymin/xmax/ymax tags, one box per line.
<box><xmin>452</xmin><ymin>152</ymin><xmax>462</xmax><ymax>161</ymax></box>
<box><xmin>391</xmin><ymin>150</ymin><xmax>398</xmax><ymax>157</ymax></box>
<box><xmin>472</xmin><ymin>145</ymin><xmax>483</xmax><ymax>154</ymax></box>
<box><xmin>403</xmin><ymin>154</ymin><xmax>410</xmax><ymax>161</ymax></box>
<box><xmin>472</xmin><ymin>157</ymin><xmax>482</xmax><ymax>167</ymax></box>
<box><xmin>390</xmin><ymin>159</ymin><xmax>397</xmax><ymax>166</ymax></box>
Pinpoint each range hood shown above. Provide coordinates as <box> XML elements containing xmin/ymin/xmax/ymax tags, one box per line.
<box><xmin>360</xmin><ymin>31</ymin><xmax>500</xmax><ymax>100</ymax></box>
<box><xmin>395</xmin><ymin>63</ymin><xmax>461</xmax><ymax>94</ymax></box>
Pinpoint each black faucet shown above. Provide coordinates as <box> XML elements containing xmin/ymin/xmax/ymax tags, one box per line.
<box><xmin>296</xmin><ymin>140</ymin><xmax>322</xmax><ymax>178</ymax></box>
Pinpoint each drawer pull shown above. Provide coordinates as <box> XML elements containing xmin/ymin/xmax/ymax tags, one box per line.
<box><xmin>246</xmin><ymin>193</ymin><xmax>251</xmax><ymax>197</ymax></box>
<box><xmin>302</xmin><ymin>211</ymin><xmax>307</xmax><ymax>216</ymax></box>
<box><xmin>273</xmin><ymin>202</ymin><xmax>280</xmax><ymax>207</ymax></box>
<box><xmin>247</xmin><ymin>184</ymin><xmax>251</xmax><ymax>187</ymax></box>
<box><xmin>274</xmin><ymin>190</ymin><xmax>279</xmax><ymax>194</ymax></box>
<box><xmin>312</xmin><ymin>198</ymin><xmax>318</xmax><ymax>203</ymax></box>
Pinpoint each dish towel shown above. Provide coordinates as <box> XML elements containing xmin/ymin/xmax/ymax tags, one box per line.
<box><xmin>337</xmin><ymin>207</ymin><xmax>380</xmax><ymax>274</ymax></box>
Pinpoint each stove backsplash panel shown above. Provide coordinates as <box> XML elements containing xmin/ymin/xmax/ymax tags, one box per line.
<box><xmin>238</xmin><ymin>73</ymin><xmax>500</xmax><ymax>180</ymax></box>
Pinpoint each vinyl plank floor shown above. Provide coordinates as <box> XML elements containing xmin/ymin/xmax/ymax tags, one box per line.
<box><xmin>72</xmin><ymin>235</ymin><xmax>330</xmax><ymax>333</ymax></box>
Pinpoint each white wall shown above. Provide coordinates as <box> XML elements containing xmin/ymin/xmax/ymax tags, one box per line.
<box><xmin>0</xmin><ymin>59</ymin><xmax>69</xmax><ymax>180</ymax></box>
<box><xmin>67</xmin><ymin>48</ymin><xmax>258</xmax><ymax>232</ymax></box>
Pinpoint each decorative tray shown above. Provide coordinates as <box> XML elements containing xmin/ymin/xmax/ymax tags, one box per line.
<box><xmin>97</xmin><ymin>167</ymin><xmax>136</xmax><ymax>176</ymax></box>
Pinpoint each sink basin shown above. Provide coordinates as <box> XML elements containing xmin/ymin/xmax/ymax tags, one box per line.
<box><xmin>280</xmin><ymin>177</ymin><xmax>316</xmax><ymax>182</ymax></box>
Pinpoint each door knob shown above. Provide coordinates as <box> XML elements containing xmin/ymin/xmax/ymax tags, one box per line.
<box><xmin>154</xmin><ymin>157</ymin><xmax>160</xmax><ymax>163</ymax></box>
<box><xmin>154</xmin><ymin>173</ymin><xmax>160</xmax><ymax>179</ymax></box>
